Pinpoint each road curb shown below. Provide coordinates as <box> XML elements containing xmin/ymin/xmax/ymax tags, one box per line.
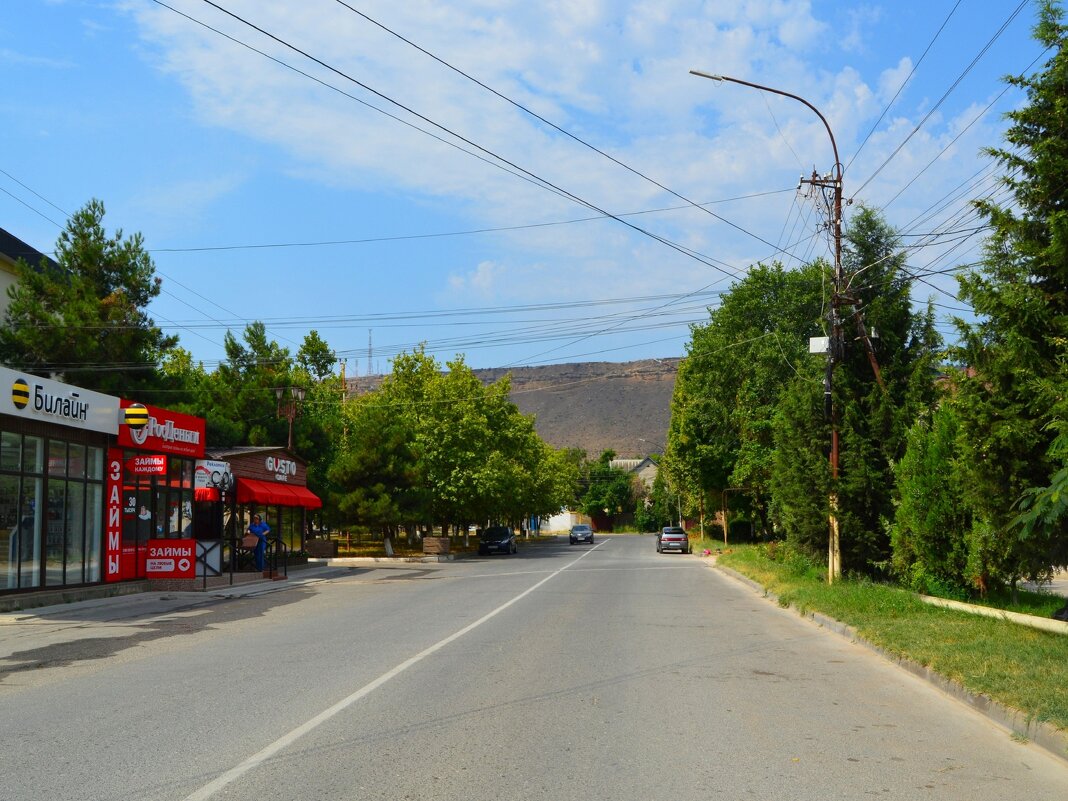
<box><xmin>709</xmin><ymin>561</ymin><xmax>1068</xmax><ymax>766</ymax></box>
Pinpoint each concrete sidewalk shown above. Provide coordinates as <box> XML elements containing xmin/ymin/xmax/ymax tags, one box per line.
<box><xmin>1023</xmin><ymin>568</ymin><xmax>1068</xmax><ymax>598</ymax></box>
<box><xmin>0</xmin><ymin>564</ymin><xmax>345</xmax><ymax>620</ymax></box>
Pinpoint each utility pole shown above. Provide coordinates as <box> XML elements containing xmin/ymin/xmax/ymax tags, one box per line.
<box><xmin>802</xmin><ymin>163</ymin><xmax>843</xmax><ymax>582</ymax></box>
<box><xmin>690</xmin><ymin>70</ymin><xmax>845</xmax><ymax>582</ymax></box>
<box><xmin>339</xmin><ymin>358</ymin><xmax>349</xmax><ymax>442</ymax></box>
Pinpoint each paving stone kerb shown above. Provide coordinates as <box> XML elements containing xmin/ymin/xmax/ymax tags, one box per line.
<box><xmin>707</xmin><ymin>559</ymin><xmax>1068</xmax><ymax>767</ymax></box>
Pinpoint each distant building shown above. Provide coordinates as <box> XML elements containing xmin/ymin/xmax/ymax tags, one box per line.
<box><xmin>610</xmin><ymin>456</ymin><xmax>659</xmax><ymax>491</ymax></box>
<box><xmin>0</xmin><ymin>227</ymin><xmax>57</xmax><ymax>318</ymax></box>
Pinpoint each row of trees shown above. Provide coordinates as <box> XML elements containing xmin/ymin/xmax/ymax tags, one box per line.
<box><xmin>664</xmin><ymin>1</ymin><xmax>1067</xmax><ymax>597</ymax></box>
<box><xmin>329</xmin><ymin>348</ymin><xmax>578</xmax><ymax>538</ymax></box>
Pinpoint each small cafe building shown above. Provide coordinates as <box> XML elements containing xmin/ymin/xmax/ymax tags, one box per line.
<box><xmin>207</xmin><ymin>446</ymin><xmax>321</xmax><ymax>556</ymax></box>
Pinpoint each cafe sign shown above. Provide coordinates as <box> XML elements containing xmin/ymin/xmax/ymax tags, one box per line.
<box><xmin>266</xmin><ymin>455</ymin><xmax>297</xmax><ymax>482</ymax></box>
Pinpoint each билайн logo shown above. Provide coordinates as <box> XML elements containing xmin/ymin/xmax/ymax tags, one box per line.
<box><xmin>11</xmin><ymin>378</ymin><xmax>29</xmax><ymax>410</ymax></box>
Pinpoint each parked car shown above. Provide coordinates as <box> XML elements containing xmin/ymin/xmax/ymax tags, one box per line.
<box><xmin>569</xmin><ymin>524</ymin><xmax>594</xmax><ymax>545</ymax></box>
<box><xmin>478</xmin><ymin>525</ymin><xmax>518</xmax><ymax>556</ymax></box>
<box><xmin>657</xmin><ymin>526</ymin><xmax>689</xmax><ymax>554</ymax></box>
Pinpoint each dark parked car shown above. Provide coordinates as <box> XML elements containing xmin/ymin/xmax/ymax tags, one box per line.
<box><xmin>478</xmin><ymin>525</ymin><xmax>517</xmax><ymax>556</ymax></box>
<box><xmin>569</xmin><ymin>524</ymin><xmax>594</xmax><ymax>545</ymax></box>
<box><xmin>657</xmin><ymin>526</ymin><xmax>690</xmax><ymax>554</ymax></box>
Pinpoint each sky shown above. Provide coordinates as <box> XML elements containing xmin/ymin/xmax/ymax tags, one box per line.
<box><xmin>0</xmin><ymin>0</ymin><xmax>1050</xmax><ymax>376</ymax></box>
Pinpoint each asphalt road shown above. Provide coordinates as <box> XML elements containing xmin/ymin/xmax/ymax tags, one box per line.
<box><xmin>1</xmin><ymin>535</ymin><xmax>1066</xmax><ymax>800</ymax></box>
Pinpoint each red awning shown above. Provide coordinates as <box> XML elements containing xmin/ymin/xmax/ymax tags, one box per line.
<box><xmin>194</xmin><ymin>487</ymin><xmax>220</xmax><ymax>502</ymax></box>
<box><xmin>236</xmin><ymin>478</ymin><xmax>322</xmax><ymax>509</ymax></box>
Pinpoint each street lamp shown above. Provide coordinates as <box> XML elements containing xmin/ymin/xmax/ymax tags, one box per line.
<box><xmin>275</xmin><ymin>386</ymin><xmax>306</xmax><ymax>451</ymax></box>
<box><xmin>690</xmin><ymin>70</ymin><xmax>844</xmax><ymax>582</ymax></box>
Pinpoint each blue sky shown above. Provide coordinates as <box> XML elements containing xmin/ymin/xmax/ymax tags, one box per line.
<box><xmin>0</xmin><ymin>0</ymin><xmax>1048</xmax><ymax>374</ymax></box>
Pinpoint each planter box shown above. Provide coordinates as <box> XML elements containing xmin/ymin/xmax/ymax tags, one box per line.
<box><xmin>306</xmin><ymin>539</ymin><xmax>339</xmax><ymax>558</ymax></box>
<box><xmin>423</xmin><ymin>536</ymin><xmax>450</xmax><ymax>555</ymax></box>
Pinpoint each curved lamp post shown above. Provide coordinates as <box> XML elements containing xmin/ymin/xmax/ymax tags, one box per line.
<box><xmin>275</xmin><ymin>386</ymin><xmax>306</xmax><ymax>451</ymax></box>
<box><xmin>690</xmin><ymin>70</ymin><xmax>844</xmax><ymax>582</ymax></box>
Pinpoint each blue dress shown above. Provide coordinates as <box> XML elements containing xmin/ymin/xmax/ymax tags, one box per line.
<box><xmin>248</xmin><ymin>521</ymin><xmax>270</xmax><ymax>570</ymax></box>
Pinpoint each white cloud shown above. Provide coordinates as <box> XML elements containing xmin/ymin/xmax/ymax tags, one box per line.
<box><xmin>878</xmin><ymin>57</ymin><xmax>914</xmax><ymax>106</ymax></box>
<box><xmin>122</xmin><ymin>0</ymin><xmax>1014</xmax><ymax>347</ymax></box>
<box><xmin>0</xmin><ymin>47</ymin><xmax>74</xmax><ymax>68</ymax></box>
<box><xmin>128</xmin><ymin>174</ymin><xmax>245</xmax><ymax>236</ymax></box>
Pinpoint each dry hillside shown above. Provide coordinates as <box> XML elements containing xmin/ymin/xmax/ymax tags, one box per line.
<box><xmin>347</xmin><ymin>358</ymin><xmax>678</xmax><ymax>458</ymax></box>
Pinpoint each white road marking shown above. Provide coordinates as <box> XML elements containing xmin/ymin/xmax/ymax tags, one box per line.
<box><xmin>182</xmin><ymin>542</ymin><xmax>603</xmax><ymax>801</ymax></box>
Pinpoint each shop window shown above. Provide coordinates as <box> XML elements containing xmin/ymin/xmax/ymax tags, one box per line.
<box><xmin>65</xmin><ymin>480</ymin><xmax>86</xmax><ymax>584</ymax></box>
<box><xmin>18</xmin><ymin>477</ymin><xmax>42</xmax><ymax>588</ymax></box>
<box><xmin>1</xmin><ymin>432</ymin><xmax>20</xmax><ymax>471</ymax></box>
<box><xmin>45</xmin><ymin>478</ymin><xmax>66</xmax><ymax>586</ymax></box>
<box><xmin>68</xmin><ymin>443</ymin><xmax>86</xmax><ymax>480</ymax></box>
<box><xmin>1</xmin><ymin>474</ymin><xmax>19</xmax><ymax>589</ymax></box>
<box><xmin>23</xmin><ymin>436</ymin><xmax>43</xmax><ymax>474</ymax></box>
<box><xmin>0</xmin><ymin>433</ymin><xmax>105</xmax><ymax>592</ymax></box>
<box><xmin>281</xmin><ymin>508</ymin><xmax>301</xmax><ymax>552</ymax></box>
<box><xmin>87</xmin><ymin>446</ymin><xmax>103</xmax><ymax>481</ymax></box>
<box><xmin>86</xmin><ymin>483</ymin><xmax>102</xmax><ymax>583</ymax></box>
<box><xmin>48</xmin><ymin>440</ymin><xmax>67</xmax><ymax>477</ymax></box>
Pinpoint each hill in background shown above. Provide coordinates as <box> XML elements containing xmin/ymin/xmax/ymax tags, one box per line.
<box><xmin>347</xmin><ymin>358</ymin><xmax>679</xmax><ymax>459</ymax></box>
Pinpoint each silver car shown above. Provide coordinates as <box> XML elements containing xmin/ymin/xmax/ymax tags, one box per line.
<box><xmin>569</xmin><ymin>524</ymin><xmax>594</xmax><ymax>545</ymax></box>
<box><xmin>657</xmin><ymin>526</ymin><xmax>689</xmax><ymax>554</ymax></box>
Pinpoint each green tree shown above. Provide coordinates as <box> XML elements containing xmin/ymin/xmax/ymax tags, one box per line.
<box><xmin>329</xmin><ymin>386</ymin><xmax>427</xmax><ymax>534</ymax></box>
<box><xmin>0</xmin><ymin>199</ymin><xmax>177</xmax><ymax>397</ymax></box>
<box><xmin>770</xmin><ymin>370</ymin><xmax>830</xmax><ymax>553</ymax></box>
<box><xmin>951</xmin><ymin>0</ymin><xmax>1068</xmax><ymax>590</ymax></box>
<box><xmin>207</xmin><ymin>322</ymin><xmax>296</xmax><ymax>447</ymax></box>
<box><xmin>329</xmin><ymin>347</ymin><xmax>575</xmax><ymax>538</ymax></box>
<box><xmin>635</xmin><ymin>468</ymin><xmax>673</xmax><ymax>533</ymax></box>
<box><xmin>578</xmin><ymin>451</ymin><xmax>634</xmax><ymax>526</ymax></box>
<box><xmin>830</xmin><ymin>207</ymin><xmax>942</xmax><ymax>573</ymax></box>
<box><xmin>665</xmin><ymin>261</ymin><xmax>824</xmax><ymax>536</ymax></box>
<box><xmin>297</xmin><ymin>330</ymin><xmax>336</xmax><ymax>380</ymax></box>
<box><xmin>759</xmin><ymin>210</ymin><xmax>938</xmax><ymax>573</ymax></box>
<box><xmin>890</xmin><ymin>403</ymin><xmax>973</xmax><ymax>595</ymax></box>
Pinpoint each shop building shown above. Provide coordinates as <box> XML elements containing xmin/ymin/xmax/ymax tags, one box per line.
<box><xmin>1</xmin><ymin>367</ymin><xmax>119</xmax><ymax>593</ymax></box>
<box><xmin>207</xmin><ymin>446</ymin><xmax>321</xmax><ymax>556</ymax></box>
<box><xmin>105</xmin><ymin>400</ymin><xmax>208</xmax><ymax>583</ymax></box>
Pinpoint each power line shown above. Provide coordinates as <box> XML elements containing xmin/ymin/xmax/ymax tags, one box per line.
<box><xmin>330</xmin><ymin>0</ymin><xmax>803</xmax><ymax>259</ymax></box>
<box><xmin>844</xmin><ymin>0</ymin><xmax>964</xmax><ymax>175</ymax></box>
<box><xmin>178</xmin><ymin>0</ymin><xmax>737</xmax><ymax>280</ymax></box>
<box><xmin>178</xmin><ymin>0</ymin><xmax>804</xmax><ymax>281</ymax></box>
<box><xmin>144</xmin><ymin>188</ymin><xmax>794</xmax><ymax>254</ymax></box>
<box><xmin>851</xmin><ymin>0</ymin><xmax>1029</xmax><ymax>200</ymax></box>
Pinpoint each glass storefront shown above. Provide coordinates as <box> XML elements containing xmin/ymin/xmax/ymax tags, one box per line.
<box><xmin>230</xmin><ymin>504</ymin><xmax>305</xmax><ymax>554</ymax></box>
<box><xmin>0</xmin><ymin>429</ymin><xmax>105</xmax><ymax>590</ymax></box>
<box><xmin>119</xmin><ymin>452</ymin><xmax>196</xmax><ymax>578</ymax></box>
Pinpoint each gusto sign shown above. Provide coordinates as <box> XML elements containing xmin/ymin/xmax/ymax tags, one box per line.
<box><xmin>266</xmin><ymin>455</ymin><xmax>297</xmax><ymax>482</ymax></box>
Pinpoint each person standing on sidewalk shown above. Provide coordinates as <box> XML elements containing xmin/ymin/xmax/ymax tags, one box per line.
<box><xmin>247</xmin><ymin>514</ymin><xmax>270</xmax><ymax>571</ymax></box>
